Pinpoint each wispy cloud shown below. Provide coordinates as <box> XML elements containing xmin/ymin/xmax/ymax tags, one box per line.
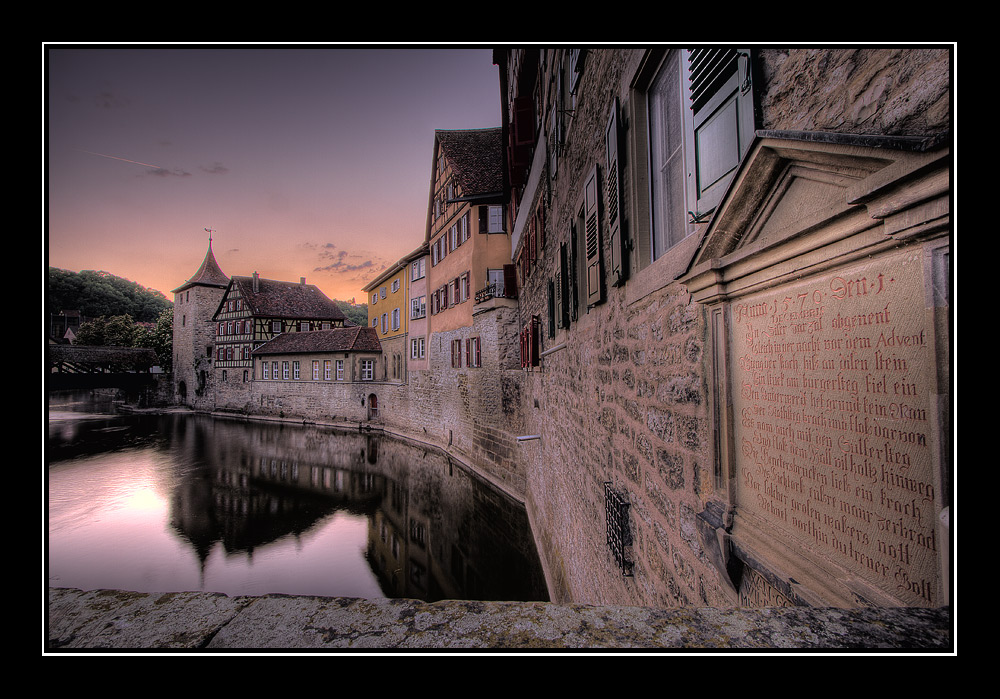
<box><xmin>200</xmin><ymin>162</ymin><xmax>229</xmax><ymax>175</ymax></box>
<box><xmin>147</xmin><ymin>167</ymin><xmax>191</xmax><ymax>178</ymax></box>
<box><xmin>314</xmin><ymin>248</ymin><xmax>377</xmax><ymax>273</ymax></box>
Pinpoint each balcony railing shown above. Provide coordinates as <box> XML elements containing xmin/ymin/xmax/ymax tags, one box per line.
<box><xmin>475</xmin><ymin>281</ymin><xmax>516</xmax><ymax>304</ymax></box>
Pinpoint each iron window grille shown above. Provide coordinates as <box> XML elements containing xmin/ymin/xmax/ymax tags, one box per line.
<box><xmin>604</xmin><ymin>482</ymin><xmax>634</xmax><ymax>576</ymax></box>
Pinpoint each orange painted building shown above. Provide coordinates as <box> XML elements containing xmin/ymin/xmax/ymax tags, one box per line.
<box><xmin>424</xmin><ymin>128</ymin><xmax>513</xmax><ymax>344</ymax></box>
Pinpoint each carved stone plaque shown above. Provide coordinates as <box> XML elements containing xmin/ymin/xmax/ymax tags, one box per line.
<box><xmin>730</xmin><ymin>247</ymin><xmax>943</xmax><ymax>606</ymax></box>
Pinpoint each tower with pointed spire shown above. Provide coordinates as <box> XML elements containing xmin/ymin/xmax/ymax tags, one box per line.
<box><xmin>171</xmin><ymin>235</ymin><xmax>230</xmax><ymax>407</ymax></box>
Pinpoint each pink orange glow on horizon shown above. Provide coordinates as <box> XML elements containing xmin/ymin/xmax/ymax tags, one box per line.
<box><xmin>46</xmin><ymin>45</ymin><xmax>504</xmax><ymax>304</ymax></box>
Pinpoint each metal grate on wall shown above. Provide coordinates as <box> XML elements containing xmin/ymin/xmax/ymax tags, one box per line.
<box><xmin>604</xmin><ymin>482</ymin><xmax>634</xmax><ymax>577</ymax></box>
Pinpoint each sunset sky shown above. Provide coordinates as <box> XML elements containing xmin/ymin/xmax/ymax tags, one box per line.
<box><xmin>45</xmin><ymin>45</ymin><xmax>505</xmax><ymax>304</ymax></box>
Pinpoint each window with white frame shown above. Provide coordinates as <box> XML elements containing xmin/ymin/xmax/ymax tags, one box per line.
<box><xmin>411</xmin><ymin>295</ymin><xmax>426</xmax><ymax>319</ymax></box>
<box><xmin>282</xmin><ymin>361</ymin><xmax>289</xmax><ymax>380</ymax></box>
<box><xmin>312</xmin><ymin>360</ymin><xmax>320</xmax><ymax>380</ymax></box>
<box><xmin>336</xmin><ymin>359</ymin><xmax>344</xmax><ymax>381</ymax></box>
<box><xmin>262</xmin><ymin>361</ymin><xmax>270</xmax><ymax>379</ymax></box>
<box><xmin>361</xmin><ymin>359</ymin><xmax>374</xmax><ymax>381</ymax></box>
<box><xmin>466</xmin><ymin>336</ymin><xmax>481</xmax><ymax>368</ymax></box>
<box><xmin>487</xmin><ymin>205</ymin><xmax>503</xmax><ymax>233</ymax></box>
<box><xmin>646</xmin><ymin>49</ymin><xmax>690</xmax><ymax>260</ymax></box>
<box><xmin>392</xmin><ymin>308</ymin><xmax>400</xmax><ymax>331</ymax></box>
<box><xmin>391</xmin><ymin>279</ymin><xmax>400</xmax><ymax>293</ymax></box>
<box><xmin>411</xmin><ymin>258</ymin><xmax>425</xmax><ymax>280</ymax></box>
<box><xmin>411</xmin><ymin>337</ymin><xmax>425</xmax><ymax>359</ymax></box>
<box><xmin>272</xmin><ymin>361</ymin><xmax>278</xmax><ymax>379</ymax></box>
<box><xmin>324</xmin><ymin>359</ymin><xmax>331</xmax><ymax>380</ymax></box>
<box><xmin>635</xmin><ymin>48</ymin><xmax>756</xmax><ymax>265</ymax></box>
<box><xmin>293</xmin><ymin>361</ymin><xmax>300</xmax><ymax>379</ymax></box>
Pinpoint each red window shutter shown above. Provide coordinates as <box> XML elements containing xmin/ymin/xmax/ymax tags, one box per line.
<box><xmin>513</xmin><ymin>96</ymin><xmax>535</xmax><ymax>147</ymax></box>
<box><xmin>531</xmin><ymin>316</ymin><xmax>540</xmax><ymax>366</ymax></box>
<box><xmin>504</xmin><ymin>264</ymin><xmax>517</xmax><ymax>299</ymax></box>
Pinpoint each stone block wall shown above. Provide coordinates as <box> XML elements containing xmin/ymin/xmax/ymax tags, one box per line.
<box><xmin>507</xmin><ymin>47</ymin><xmax>951</xmax><ymax>608</ymax></box>
<box><xmin>173</xmin><ymin>284</ymin><xmax>226</xmax><ymax>410</ymax></box>
<box><xmin>506</xmin><ymin>49</ymin><xmax>723</xmax><ymax>608</ymax></box>
<box><xmin>380</xmin><ymin>302</ymin><xmax>528</xmax><ymax>495</ymax></box>
<box><xmin>756</xmin><ymin>48</ymin><xmax>950</xmax><ymax>136</ymax></box>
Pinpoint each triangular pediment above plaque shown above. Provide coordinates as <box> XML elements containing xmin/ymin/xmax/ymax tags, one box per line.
<box><xmin>694</xmin><ymin>136</ymin><xmax>902</xmax><ymax>262</ymax></box>
<box><xmin>682</xmin><ymin>132</ymin><xmax>949</xmax><ymax>304</ymax></box>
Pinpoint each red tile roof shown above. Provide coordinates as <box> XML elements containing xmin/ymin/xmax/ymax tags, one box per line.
<box><xmin>252</xmin><ymin>326</ymin><xmax>381</xmax><ymax>356</ymax></box>
<box><xmin>231</xmin><ymin>275</ymin><xmax>347</xmax><ymax>322</ymax></box>
<box><xmin>436</xmin><ymin>128</ymin><xmax>503</xmax><ymax>198</ymax></box>
<box><xmin>172</xmin><ymin>243</ymin><xmax>229</xmax><ymax>293</ymax></box>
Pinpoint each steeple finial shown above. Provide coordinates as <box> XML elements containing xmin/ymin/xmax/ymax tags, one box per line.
<box><xmin>204</xmin><ymin>227</ymin><xmax>215</xmax><ymax>246</ymax></box>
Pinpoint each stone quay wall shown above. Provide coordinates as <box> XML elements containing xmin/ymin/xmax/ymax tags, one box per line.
<box><xmin>199</xmin><ymin>302</ymin><xmax>531</xmax><ymax>501</ymax></box>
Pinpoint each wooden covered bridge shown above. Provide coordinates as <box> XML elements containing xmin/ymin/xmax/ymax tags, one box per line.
<box><xmin>47</xmin><ymin>344</ymin><xmax>161</xmax><ymax>391</ymax></box>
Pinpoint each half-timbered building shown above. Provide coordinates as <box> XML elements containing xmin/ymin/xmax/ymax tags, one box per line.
<box><xmin>212</xmin><ymin>272</ymin><xmax>349</xmax><ymax>383</ymax></box>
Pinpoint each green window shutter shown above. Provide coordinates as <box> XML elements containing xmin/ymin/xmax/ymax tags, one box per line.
<box><xmin>687</xmin><ymin>48</ymin><xmax>757</xmax><ymax>217</ymax></box>
<box><xmin>569</xmin><ymin>221</ymin><xmax>580</xmax><ymax>321</ymax></box>
<box><xmin>606</xmin><ymin>97</ymin><xmax>627</xmax><ymax>287</ymax></box>
<box><xmin>584</xmin><ymin>165</ymin><xmax>604</xmax><ymax>307</ymax></box>
<box><xmin>547</xmin><ymin>281</ymin><xmax>556</xmax><ymax>338</ymax></box>
<box><xmin>557</xmin><ymin>242</ymin><xmax>569</xmax><ymax>329</ymax></box>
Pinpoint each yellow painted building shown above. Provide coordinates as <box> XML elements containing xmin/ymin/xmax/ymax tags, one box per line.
<box><xmin>362</xmin><ymin>262</ymin><xmax>408</xmax><ymax>382</ymax></box>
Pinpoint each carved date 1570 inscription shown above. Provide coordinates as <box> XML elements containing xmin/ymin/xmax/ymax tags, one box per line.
<box><xmin>731</xmin><ymin>248</ymin><xmax>941</xmax><ymax>606</ymax></box>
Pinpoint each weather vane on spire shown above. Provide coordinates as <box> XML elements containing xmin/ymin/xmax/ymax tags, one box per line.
<box><xmin>204</xmin><ymin>227</ymin><xmax>216</xmax><ymax>245</ymax></box>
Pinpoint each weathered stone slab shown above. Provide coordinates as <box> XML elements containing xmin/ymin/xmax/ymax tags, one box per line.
<box><xmin>729</xmin><ymin>248</ymin><xmax>942</xmax><ymax>606</ymax></box>
<box><xmin>47</xmin><ymin>587</ymin><xmax>253</xmax><ymax>650</ymax></box>
<box><xmin>46</xmin><ymin>587</ymin><xmax>951</xmax><ymax>651</ymax></box>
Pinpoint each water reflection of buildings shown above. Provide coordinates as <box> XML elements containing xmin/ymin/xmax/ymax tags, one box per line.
<box><xmin>165</xmin><ymin>415</ymin><xmax>547</xmax><ymax>602</ymax></box>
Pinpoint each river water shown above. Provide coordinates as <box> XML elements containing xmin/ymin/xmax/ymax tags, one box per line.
<box><xmin>46</xmin><ymin>393</ymin><xmax>548</xmax><ymax>603</ymax></box>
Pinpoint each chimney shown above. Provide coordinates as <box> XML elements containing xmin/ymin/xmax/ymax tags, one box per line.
<box><xmin>253</xmin><ymin>271</ymin><xmax>259</xmax><ymax>292</ymax></box>
<box><xmin>300</xmin><ymin>277</ymin><xmax>306</xmax><ymax>286</ymax></box>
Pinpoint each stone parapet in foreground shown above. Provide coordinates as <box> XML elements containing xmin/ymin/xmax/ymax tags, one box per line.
<box><xmin>45</xmin><ymin>587</ymin><xmax>951</xmax><ymax>652</ymax></box>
